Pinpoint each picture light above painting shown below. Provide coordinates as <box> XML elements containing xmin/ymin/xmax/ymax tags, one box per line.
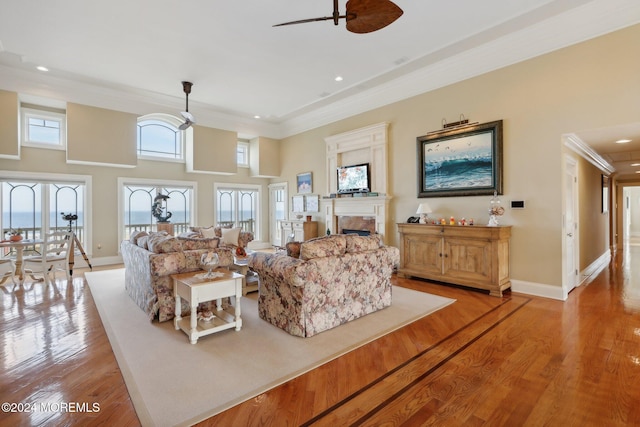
<box><xmin>417</xmin><ymin>120</ymin><xmax>503</xmax><ymax>198</ymax></box>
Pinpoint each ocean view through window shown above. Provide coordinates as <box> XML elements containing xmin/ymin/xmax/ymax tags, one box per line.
<box><xmin>122</xmin><ymin>183</ymin><xmax>193</xmax><ymax>239</ymax></box>
<box><xmin>1</xmin><ymin>175</ymin><xmax>90</xmax><ymax>258</ymax></box>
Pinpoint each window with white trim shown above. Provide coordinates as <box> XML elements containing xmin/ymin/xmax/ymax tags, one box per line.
<box><xmin>0</xmin><ymin>172</ymin><xmax>90</xmax><ymax>259</ymax></box>
<box><xmin>119</xmin><ymin>179</ymin><xmax>195</xmax><ymax>240</ymax></box>
<box><xmin>237</xmin><ymin>141</ymin><xmax>250</xmax><ymax>167</ymax></box>
<box><xmin>215</xmin><ymin>184</ymin><xmax>260</xmax><ymax>236</ymax></box>
<box><xmin>137</xmin><ymin>114</ymin><xmax>185</xmax><ymax>161</ymax></box>
<box><xmin>21</xmin><ymin>106</ymin><xmax>66</xmax><ymax>150</ymax></box>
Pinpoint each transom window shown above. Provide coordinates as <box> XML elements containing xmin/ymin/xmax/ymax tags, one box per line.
<box><xmin>21</xmin><ymin>106</ymin><xmax>66</xmax><ymax>150</ymax></box>
<box><xmin>137</xmin><ymin>114</ymin><xmax>185</xmax><ymax>161</ymax></box>
<box><xmin>237</xmin><ymin>141</ymin><xmax>250</xmax><ymax>167</ymax></box>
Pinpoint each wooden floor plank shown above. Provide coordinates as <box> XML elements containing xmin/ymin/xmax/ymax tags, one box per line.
<box><xmin>1</xmin><ymin>245</ymin><xmax>640</xmax><ymax>426</ymax></box>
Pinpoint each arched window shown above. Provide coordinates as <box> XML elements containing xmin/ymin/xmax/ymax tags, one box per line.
<box><xmin>137</xmin><ymin>113</ymin><xmax>186</xmax><ymax>161</ymax></box>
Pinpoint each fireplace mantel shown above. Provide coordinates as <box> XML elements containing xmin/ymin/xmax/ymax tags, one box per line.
<box><xmin>322</xmin><ymin>122</ymin><xmax>391</xmax><ymax>242</ymax></box>
<box><xmin>321</xmin><ymin>196</ymin><xmax>391</xmax><ymax>241</ymax></box>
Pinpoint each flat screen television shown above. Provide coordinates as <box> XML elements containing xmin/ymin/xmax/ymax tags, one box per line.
<box><xmin>337</xmin><ymin>163</ymin><xmax>370</xmax><ymax>194</ymax></box>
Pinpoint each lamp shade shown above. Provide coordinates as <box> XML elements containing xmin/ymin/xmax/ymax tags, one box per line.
<box><xmin>416</xmin><ymin>203</ymin><xmax>433</xmax><ymax>215</ymax></box>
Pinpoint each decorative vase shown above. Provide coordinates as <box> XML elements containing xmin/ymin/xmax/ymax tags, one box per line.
<box><xmin>9</xmin><ymin>235</ymin><xmax>22</xmax><ymax>242</ymax></box>
<box><xmin>487</xmin><ymin>191</ymin><xmax>505</xmax><ymax>227</ymax></box>
<box><xmin>199</xmin><ymin>252</ymin><xmax>220</xmax><ymax>279</ymax></box>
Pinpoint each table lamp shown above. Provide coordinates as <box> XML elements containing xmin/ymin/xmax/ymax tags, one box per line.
<box><xmin>416</xmin><ymin>202</ymin><xmax>433</xmax><ymax>224</ymax></box>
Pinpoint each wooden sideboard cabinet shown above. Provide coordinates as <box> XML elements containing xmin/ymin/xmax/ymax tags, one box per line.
<box><xmin>281</xmin><ymin>220</ymin><xmax>318</xmax><ymax>243</ymax></box>
<box><xmin>397</xmin><ymin>223</ymin><xmax>511</xmax><ymax>297</ymax></box>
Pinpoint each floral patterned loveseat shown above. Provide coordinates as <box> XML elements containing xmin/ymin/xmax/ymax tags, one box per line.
<box><xmin>248</xmin><ymin>234</ymin><xmax>400</xmax><ymax>337</ymax></box>
<box><xmin>121</xmin><ymin>230</ymin><xmax>236</xmax><ymax>322</ymax></box>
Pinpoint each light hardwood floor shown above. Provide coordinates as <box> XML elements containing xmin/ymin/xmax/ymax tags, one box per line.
<box><xmin>1</xmin><ymin>244</ymin><xmax>639</xmax><ymax>426</ymax></box>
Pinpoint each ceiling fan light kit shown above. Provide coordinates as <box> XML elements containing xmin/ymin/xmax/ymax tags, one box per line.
<box><xmin>179</xmin><ymin>81</ymin><xmax>196</xmax><ymax>130</ymax></box>
<box><xmin>274</xmin><ymin>0</ymin><xmax>403</xmax><ymax>34</ymax></box>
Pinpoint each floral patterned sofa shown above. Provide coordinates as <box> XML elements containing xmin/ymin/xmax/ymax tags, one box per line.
<box><xmin>248</xmin><ymin>234</ymin><xmax>400</xmax><ymax>337</ymax></box>
<box><xmin>121</xmin><ymin>229</ymin><xmax>251</xmax><ymax>322</ymax></box>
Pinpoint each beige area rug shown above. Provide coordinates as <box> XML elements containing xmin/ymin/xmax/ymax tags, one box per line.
<box><xmin>86</xmin><ymin>269</ymin><xmax>455</xmax><ymax>427</ymax></box>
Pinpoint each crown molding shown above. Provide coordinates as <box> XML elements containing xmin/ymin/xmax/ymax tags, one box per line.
<box><xmin>564</xmin><ymin>133</ymin><xmax>616</xmax><ymax>175</ymax></box>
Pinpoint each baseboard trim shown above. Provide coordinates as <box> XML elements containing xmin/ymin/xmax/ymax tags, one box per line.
<box><xmin>511</xmin><ymin>249</ymin><xmax>611</xmax><ymax>301</ymax></box>
<box><xmin>72</xmin><ymin>255</ymin><xmax>123</xmax><ymax>269</ymax></box>
<box><xmin>579</xmin><ymin>250</ymin><xmax>611</xmax><ymax>286</ymax></box>
<box><xmin>511</xmin><ymin>279</ymin><xmax>567</xmax><ymax>301</ymax></box>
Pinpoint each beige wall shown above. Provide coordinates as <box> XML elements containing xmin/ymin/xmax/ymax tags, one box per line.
<box><xmin>0</xmin><ymin>90</ymin><xmax>19</xmax><ymax>158</ymax></box>
<box><xmin>1</xmin><ymin>24</ymin><xmax>639</xmax><ymax>291</ymax></box>
<box><xmin>278</xmin><ymin>24</ymin><xmax>640</xmax><ymax>289</ymax></box>
<box><xmin>250</xmin><ymin>136</ymin><xmax>280</xmax><ymax>178</ymax></box>
<box><xmin>67</xmin><ymin>103</ymin><xmax>138</xmax><ymax>166</ymax></box>
<box><xmin>576</xmin><ymin>156</ymin><xmax>609</xmax><ymax>270</ymax></box>
<box><xmin>187</xmin><ymin>126</ymin><xmax>237</xmax><ymax>174</ymax></box>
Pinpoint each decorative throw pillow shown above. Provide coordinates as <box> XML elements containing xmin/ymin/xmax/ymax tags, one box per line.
<box><xmin>345</xmin><ymin>234</ymin><xmax>383</xmax><ymax>253</ymax></box>
<box><xmin>130</xmin><ymin>230</ymin><xmax>148</xmax><ymax>245</ymax></box>
<box><xmin>178</xmin><ymin>236</ymin><xmax>220</xmax><ymax>250</ymax></box>
<box><xmin>221</xmin><ymin>227</ymin><xmax>241</xmax><ymax>246</ymax></box>
<box><xmin>300</xmin><ymin>235</ymin><xmax>347</xmax><ymax>260</ymax></box>
<box><xmin>286</xmin><ymin>241</ymin><xmax>301</xmax><ymax>258</ymax></box>
<box><xmin>200</xmin><ymin>226</ymin><xmax>216</xmax><ymax>239</ymax></box>
<box><xmin>137</xmin><ymin>235</ymin><xmax>150</xmax><ymax>250</ymax></box>
<box><xmin>213</xmin><ymin>224</ymin><xmax>233</xmax><ymax>238</ymax></box>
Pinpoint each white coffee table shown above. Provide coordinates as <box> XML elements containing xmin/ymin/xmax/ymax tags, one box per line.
<box><xmin>172</xmin><ymin>269</ymin><xmax>244</xmax><ymax>344</ymax></box>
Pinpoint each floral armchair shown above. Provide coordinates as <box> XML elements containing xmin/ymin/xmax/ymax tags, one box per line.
<box><xmin>249</xmin><ymin>234</ymin><xmax>399</xmax><ymax>337</ymax></box>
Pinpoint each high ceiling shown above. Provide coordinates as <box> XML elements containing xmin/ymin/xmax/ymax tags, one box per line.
<box><xmin>1</xmin><ymin>0</ymin><xmax>640</xmax><ymax>178</ymax></box>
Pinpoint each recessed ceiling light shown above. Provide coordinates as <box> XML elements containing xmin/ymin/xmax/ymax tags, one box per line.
<box><xmin>253</xmin><ymin>115</ymin><xmax>261</xmax><ymax>119</ymax></box>
<box><xmin>615</xmin><ymin>139</ymin><xmax>631</xmax><ymax>144</ymax></box>
<box><xmin>36</xmin><ymin>66</ymin><xmax>49</xmax><ymax>72</ymax></box>
<box><xmin>334</xmin><ymin>76</ymin><xmax>343</xmax><ymax>82</ymax></box>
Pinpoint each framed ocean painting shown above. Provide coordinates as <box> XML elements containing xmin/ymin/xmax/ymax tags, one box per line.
<box><xmin>417</xmin><ymin>120</ymin><xmax>503</xmax><ymax>198</ymax></box>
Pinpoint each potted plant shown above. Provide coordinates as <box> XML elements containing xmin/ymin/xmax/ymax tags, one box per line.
<box><xmin>6</xmin><ymin>228</ymin><xmax>24</xmax><ymax>242</ymax></box>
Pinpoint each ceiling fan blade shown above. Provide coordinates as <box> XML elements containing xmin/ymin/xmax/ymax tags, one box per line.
<box><xmin>275</xmin><ymin>0</ymin><xmax>344</xmax><ymax>27</ymax></box>
<box><xmin>345</xmin><ymin>0</ymin><xmax>403</xmax><ymax>34</ymax></box>
<box><xmin>273</xmin><ymin>16</ymin><xmax>339</xmax><ymax>27</ymax></box>
<box><xmin>178</xmin><ymin>120</ymin><xmax>193</xmax><ymax>131</ymax></box>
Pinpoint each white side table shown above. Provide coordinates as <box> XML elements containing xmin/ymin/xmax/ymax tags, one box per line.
<box><xmin>232</xmin><ymin>255</ymin><xmax>259</xmax><ymax>295</ymax></box>
<box><xmin>172</xmin><ymin>270</ymin><xmax>244</xmax><ymax>344</ymax></box>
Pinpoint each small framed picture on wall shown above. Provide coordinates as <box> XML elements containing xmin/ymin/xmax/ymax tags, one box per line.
<box><xmin>292</xmin><ymin>195</ymin><xmax>305</xmax><ymax>213</ymax></box>
<box><xmin>305</xmin><ymin>194</ymin><xmax>319</xmax><ymax>212</ymax></box>
<box><xmin>297</xmin><ymin>172</ymin><xmax>312</xmax><ymax>194</ymax></box>
<box><xmin>602</xmin><ymin>174</ymin><xmax>609</xmax><ymax>213</ymax></box>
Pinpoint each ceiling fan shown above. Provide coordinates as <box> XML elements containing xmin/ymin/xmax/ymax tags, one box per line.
<box><xmin>178</xmin><ymin>81</ymin><xmax>196</xmax><ymax>130</ymax></box>
<box><xmin>273</xmin><ymin>0</ymin><xmax>403</xmax><ymax>34</ymax></box>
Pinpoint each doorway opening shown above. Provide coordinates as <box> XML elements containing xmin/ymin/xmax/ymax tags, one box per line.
<box><xmin>622</xmin><ymin>186</ymin><xmax>640</xmax><ymax>246</ymax></box>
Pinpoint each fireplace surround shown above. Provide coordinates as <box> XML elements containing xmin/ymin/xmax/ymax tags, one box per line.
<box><xmin>321</xmin><ymin>122</ymin><xmax>391</xmax><ymax>243</ymax></box>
